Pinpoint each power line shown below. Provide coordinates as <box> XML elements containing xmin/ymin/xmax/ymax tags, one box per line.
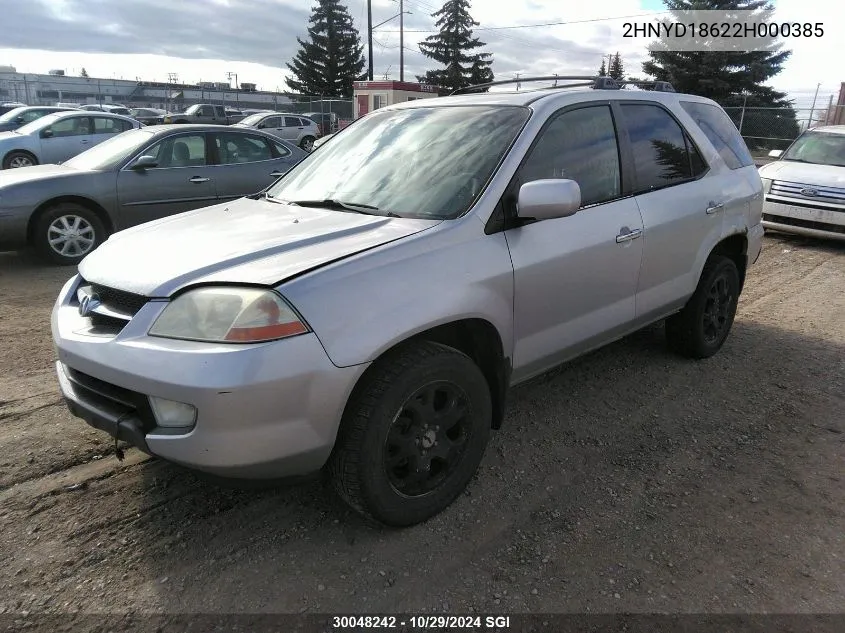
<box><xmin>379</xmin><ymin>10</ymin><xmax>671</xmax><ymax>32</ymax></box>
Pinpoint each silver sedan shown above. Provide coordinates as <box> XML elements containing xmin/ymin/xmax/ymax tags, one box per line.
<box><xmin>0</xmin><ymin>124</ymin><xmax>307</xmax><ymax>264</ymax></box>
<box><xmin>0</xmin><ymin>110</ymin><xmax>141</xmax><ymax>169</ymax></box>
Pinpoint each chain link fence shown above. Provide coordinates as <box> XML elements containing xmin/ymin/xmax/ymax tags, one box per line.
<box><xmin>0</xmin><ymin>76</ymin><xmax>353</xmax><ymax>123</ymax></box>
<box><xmin>722</xmin><ymin>104</ymin><xmax>845</xmax><ymax>158</ymax></box>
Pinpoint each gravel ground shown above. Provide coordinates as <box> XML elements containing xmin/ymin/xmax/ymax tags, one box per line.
<box><xmin>0</xmin><ymin>234</ymin><xmax>843</xmax><ymax>622</ymax></box>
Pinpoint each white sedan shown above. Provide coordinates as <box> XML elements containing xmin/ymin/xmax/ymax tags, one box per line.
<box><xmin>759</xmin><ymin>125</ymin><xmax>845</xmax><ymax>241</ymax></box>
<box><xmin>0</xmin><ymin>110</ymin><xmax>141</xmax><ymax>169</ymax></box>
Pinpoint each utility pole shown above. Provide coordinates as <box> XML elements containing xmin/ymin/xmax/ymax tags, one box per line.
<box><xmin>808</xmin><ymin>82</ymin><xmax>821</xmax><ymax>129</ymax></box>
<box><xmin>167</xmin><ymin>72</ymin><xmax>178</xmax><ymax>112</ymax></box>
<box><xmin>399</xmin><ymin>0</ymin><xmax>404</xmax><ymax>82</ymax></box>
<box><xmin>367</xmin><ymin>0</ymin><xmax>374</xmax><ymax>81</ymax></box>
<box><xmin>227</xmin><ymin>71</ymin><xmax>239</xmax><ymax>106</ymax></box>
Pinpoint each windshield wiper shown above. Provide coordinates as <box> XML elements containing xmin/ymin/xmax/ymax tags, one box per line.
<box><xmin>287</xmin><ymin>199</ymin><xmax>400</xmax><ymax>217</ymax></box>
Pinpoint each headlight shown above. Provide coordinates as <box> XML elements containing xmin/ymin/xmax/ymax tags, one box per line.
<box><xmin>149</xmin><ymin>287</ymin><xmax>309</xmax><ymax>343</ymax></box>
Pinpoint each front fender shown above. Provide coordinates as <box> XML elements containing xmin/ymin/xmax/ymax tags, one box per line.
<box><xmin>280</xmin><ymin>220</ymin><xmax>515</xmax><ymax>368</ymax></box>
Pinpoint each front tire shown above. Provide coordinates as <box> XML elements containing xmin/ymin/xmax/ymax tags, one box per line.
<box><xmin>300</xmin><ymin>136</ymin><xmax>315</xmax><ymax>152</ymax></box>
<box><xmin>329</xmin><ymin>342</ymin><xmax>492</xmax><ymax>527</ymax></box>
<box><xmin>33</xmin><ymin>203</ymin><xmax>107</xmax><ymax>266</ymax></box>
<box><xmin>3</xmin><ymin>151</ymin><xmax>38</xmax><ymax>169</ymax></box>
<box><xmin>665</xmin><ymin>255</ymin><xmax>740</xmax><ymax>359</ymax></box>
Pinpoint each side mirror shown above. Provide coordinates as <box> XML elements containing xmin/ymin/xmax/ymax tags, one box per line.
<box><xmin>517</xmin><ymin>179</ymin><xmax>581</xmax><ymax>221</ymax></box>
<box><xmin>768</xmin><ymin>149</ymin><xmax>783</xmax><ymax>158</ymax></box>
<box><xmin>196</xmin><ymin>111</ymin><xmax>204</xmax><ymax>117</ymax></box>
<box><xmin>130</xmin><ymin>155</ymin><xmax>158</xmax><ymax>170</ymax></box>
<box><xmin>41</xmin><ymin>128</ymin><xmax>54</xmax><ymax>138</ymax></box>
<box><xmin>15</xmin><ymin>116</ymin><xmax>24</xmax><ymax>123</ymax></box>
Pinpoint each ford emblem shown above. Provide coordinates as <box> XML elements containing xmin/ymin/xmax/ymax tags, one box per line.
<box><xmin>800</xmin><ymin>188</ymin><xmax>818</xmax><ymax>196</ymax></box>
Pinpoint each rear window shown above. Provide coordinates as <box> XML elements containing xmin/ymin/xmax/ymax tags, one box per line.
<box><xmin>680</xmin><ymin>101</ymin><xmax>754</xmax><ymax>170</ymax></box>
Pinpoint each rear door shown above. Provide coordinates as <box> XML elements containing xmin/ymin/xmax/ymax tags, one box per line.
<box><xmin>281</xmin><ymin>116</ymin><xmax>302</xmax><ymax>141</ymax></box>
<box><xmin>91</xmin><ymin>116</ymin><xmax>135</xmax><ymax>148</ymax></box>
<box><xmin>38</xmin><ymin>115</ymin><xmax>94</xmax><ymax>163</ymax></box>
<box><xmin>210</xmin><ymin>130</ymin><xmax>298</xmax><ymax>201</ymax></box>
<box><xmin>258</xmin><ymin>115</ymin><xmax>283</xmax><ymax>139</ymax></box>
<box><xmin>616</xmin><ymin>102</ymin><xmax>721</xmax><ymax>319</ymax></box>
<box><xmin>116</xmin><ymin>132</ymin><xmax>217</xmax><ymax>227</ymax></box>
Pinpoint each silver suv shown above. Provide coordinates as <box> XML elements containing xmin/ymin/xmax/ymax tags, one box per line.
<box><xmin>51</xmin><ymin>77</ymin><xmax>764</xmax><ymax>527</ymax></box>
<box><xmin>234</xmin><ymin>112</ymin><xmax>321</xmax><ymax>151</ymax></box>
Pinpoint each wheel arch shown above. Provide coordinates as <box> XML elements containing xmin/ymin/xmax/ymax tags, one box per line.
<box><xmin>340</xmin><ymin>318</ymin><xmax>511</xmax><ymax>431</ymax></box>
<box><xmin>27</xmin><ymin>196</ymin><xmax>114</xmax><ymax>245</ymax></box>
<box><xmin>709</xmin><ymin>232</ymin><xmax>748</xmax><ymax>291</ymax></box>
<box><xmin>3</xmin><ymin>148</ymin><xmax>38</xmax><ymax>167</ymax></box>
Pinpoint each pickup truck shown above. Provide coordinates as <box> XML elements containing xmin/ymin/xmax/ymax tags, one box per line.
<box><xmin>162</xmin><ymin>104</ymin><xmax>237</xmax><ymax>125</ymax></box>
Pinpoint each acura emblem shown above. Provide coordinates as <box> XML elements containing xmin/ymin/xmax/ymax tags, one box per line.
<box><xmin>800</xmin><ymin>188</ymin><xmax>818</xmax><ymax>196</ymax></box>
<box><xmin>79</xmin><ymin>293</ymin><xmax>101</xmax><ymax>317</ymax></box>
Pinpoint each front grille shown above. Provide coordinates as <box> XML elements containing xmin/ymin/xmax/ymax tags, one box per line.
<box><xmin>770</xmin><ymin>180</ymin><xmax>845</xmax><ymax>206</ymax></box>
<box><xmin>89</xmin><ymin>283</ymin><xmax>149</xmax><ymax>316</ymax></box>
<box><xmin>763</xmin><ymin>213</ymin><xmax>845</xmax><ymax>235</ymax></box>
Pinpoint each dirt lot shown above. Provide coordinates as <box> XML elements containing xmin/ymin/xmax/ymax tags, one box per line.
<box><xmin>0</xmin><ymin>234</ymin><xmax>843</xmax><ymax>621</ymax></box>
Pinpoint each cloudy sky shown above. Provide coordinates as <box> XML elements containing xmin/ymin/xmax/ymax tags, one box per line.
<box><xmin>0</xmin><ymin>0</ymin><xmax>841</xmax><ymax>108</ymax></box>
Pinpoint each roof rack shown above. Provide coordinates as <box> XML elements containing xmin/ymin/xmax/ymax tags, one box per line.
<box><xmin>450</xmin><ymin>76</ymin><xmax>675</xmax><ymax>95</ymax></box>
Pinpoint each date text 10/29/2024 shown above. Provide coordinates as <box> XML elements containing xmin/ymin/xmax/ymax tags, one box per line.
<box><xmin>332</xmin><ymin>615</ymin><xmax>512</xmax><ymax>630</ymax></box>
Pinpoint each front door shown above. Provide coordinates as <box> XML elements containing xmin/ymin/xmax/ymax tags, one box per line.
<box><xmin>116</xmin><ymin>132</ymin><xmax>217</xmax><ymax>228</ymax></box>
<box><xmin>504</xmin><ymin>104</ymin><xmax>644</xmax><ymax>382</ymax></box>
<box><xmin>357</xmin><ymin>94</ymin><xmax>369</xmax><ymax>117</ymax></box>
<box><xmin>39</xmin><ymin>115</ymin><xmax>94</xmax><ymax>163</ymax></box>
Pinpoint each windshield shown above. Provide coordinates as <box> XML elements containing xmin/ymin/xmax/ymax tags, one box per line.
<box><xmin>239</xmin><ymin>113</ymin><xmax>269</xmax><ymax>126</ymax></box>
<box><xmin>16</xmin><ymin>114</ymin><xmax>63</xmax><ymax>135</ymax></box>
<box><xmin>63</xmin><ymin>128</ymin><xmax>157</xmax><ymax>171</ymax></box>
<box><xmin>782</xmin><ymin>131</ymin><xmax>845</xmax><ymax>167</ymax></box>
<box><xmin>266</xmin><ymin>105</ymin><xmax>530</xmax><ymax>219</ymax></box>
<box><xmin>0</xmin><ymin>107</ymin><xmax>28</xmax><ymax>123</ymax></box>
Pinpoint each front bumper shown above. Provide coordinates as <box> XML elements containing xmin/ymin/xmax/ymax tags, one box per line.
<box><xmin>762</xmin><ymin>199</ymin><xmax>845</xmax><ymax>242</ymax></box>
<box><xmin>0</xmin><ymin>207</ymin><xmax>31</xmax><ymax>250</ymax></box>
<box><xmin>51</xmin><ymin>275</ymin><xmax>367</xmax><ymax>478</ymax></box>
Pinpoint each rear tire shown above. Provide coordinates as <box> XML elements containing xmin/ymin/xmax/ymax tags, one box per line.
<box><xmin>328</xmin><ymin>341</ymin><xmax>492</xmax><ymax>527</ymax></box>
<box><xmin>33</xmin><ymin>203</ymin><xmax>107</xmax><ymax>266</ymax></box>
<box><xmin>665</xmin><ymin>255</ymin><xmax>740</xmax><ymax>359</ymax></box>
<box><xmin>3</xmin><ymin>151</ymin><xmax>38</xmax><ymax>169</ymax></box>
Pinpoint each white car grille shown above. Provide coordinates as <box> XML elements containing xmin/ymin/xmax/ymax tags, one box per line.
<box><xmin>769</xmin><ymin>180</ymin><xmax>845</xmax><ymax>208</ymax></box>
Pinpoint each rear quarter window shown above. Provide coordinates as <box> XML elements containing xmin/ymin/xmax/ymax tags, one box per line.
<box><xmin>680</xmin><ymin>101</ymin><xmax>754</xmax><ymax>170</ymax></box>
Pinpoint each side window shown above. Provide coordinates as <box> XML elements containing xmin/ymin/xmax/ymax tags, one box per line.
<box><xmin>142</xmin><ymin>134</ymin><xmax>207</xmax><ymax>168</ymax></box>
<box><xmin>272</xmin><ymin>141</ymin><xmax>291</xmax><ymax>157</ymax></box>
<box><xmin>262</xmin><ymin>116</ymin><xmax>280</xmax><ymax>129</ymax></box>
<box><xmin>215</xmin><ymin>132</ymin><xmax>273</xmax><ymax>164</ymax></box>
<box><xmin>199</xmin><ymin>105</ymin><xmax>214</xmax><ymax>117</ymax></box>
<box><xmin>23</xmin><ymin>110</ymin><xmax>45</xmax><ymax>123</ymax></box>
<box><xmin>298</xmin><ymin>117</ymin><xmax>312</xmax><ymax>127</ymax></box>
<box><xmin>519</xmin><ymin>105</ymin><xmax>622</xmax><ymax>208</ymax></box>
<box><xmin>48</xmin><ymin>116</ymin><xmax>91</xmax><ymax>137</ymax></box>
<box><xmin>621</xmin><ymin>104</ymin><xmax>701</xmax><ymax>193</ymax></box>
<box><xmin>284</xmin><ymin>116</ymin><xmax>300</xmax><ymax>127</ymax></box>
<box><xmin>93</xmin><ymin>117</ymin><xmax>128</xmax><ymax>134</ymax></box>
<box><xmin>680</xmin><ymin>101</ymin><xmax>754</xmax><ymax>170</ymax></box>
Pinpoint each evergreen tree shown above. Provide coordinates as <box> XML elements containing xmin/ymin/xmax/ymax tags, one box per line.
<box><xmin>608</xmin><ymin>52</ymin><xmax>624</xmax><ymax>80</ymax></box>
<box><xmin>80</xmin><ymin>68</ymin><xmax>89</xmax><ymax>78</ymax></box>
<box><xmin>286</xmin><ymin>0</ymin><xmax>366</xmax><ymax>98</ymax></box>
<box><xmin>417</xmin><ymin>0</ymin><xmax>494</xmax><ymax>91</ymax></box>
<box><xmin>598</xmin><ymin>59</ymin><xmax>607</xmax><ymax>77</ymax></box>
<box><xmin>642</xmin><ymin>0</ymin><xmax>791</xmax><ymax>108</ymax></box>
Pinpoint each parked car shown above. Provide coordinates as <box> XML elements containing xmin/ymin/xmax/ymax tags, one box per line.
<box><xmin>234</xmin><ymin>112</ymin><xmax>320</xmax><ymax>151</ymax></box>
<box><xmin>0</xmin><ymin>110</ymin><xmax>141</xmax><ymax>169</ymax></box>
<box><xmin>303</xmin><ymin>111</ymin><xmax>338</xmax><ymax>136</ymax></box>
<box><xmin>0</xmin><ymin>102</ymin><xmax>28</xmax><ymax>115</ymax></box>
<box><xmin>50</xmin><ymin>81</ymin><xmax>763</xmax><ymax>526</ymax></box>
<box><xmin>758</xmin><ymin>125</ymin><xmax>845</xmax><ymax>241</ymax></box>
<box><xmin>0</xmin><ymin>106</ymin><xmax>76</xmax><ymax>133</ymax></box>
<box><xmin>162</xmin><ymin>104</ymin><xmax>237</xmax><ymax>125</ymax></box>
<box><xmin>129</xmin><ymin>108</ymin><xmax>167</xmax><ymax>126</ymax></box>
<box><xmin>79</xmin><ymin>104</ymin><xmax>132</xmax><ymax>116</ymax></box>
<box><xmin>0</xmin><ymin>124</ymin><xmax>305</xmax><ymax>264</ymax></box>
<box><xmin>225</xmin><ymin>109</ymin><xmax>247</xmax><ymax>124</ymax></box>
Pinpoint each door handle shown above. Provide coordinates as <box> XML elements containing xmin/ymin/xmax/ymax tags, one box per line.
<box><xmin>616</xmin><ymin>228</ymin><xmax>643</xmax><ymax>243</ymax></box>
<box><xmin>706</xmin><ymin>201</ymin><xmax>724</xmax><ymax>214</ymax></box>
<box><xmin>80</xmin><ymin>140</ymin><xmax>90</xmax><ymax>144</ymax></box>
<box><xmin>189</xmin><ymin>176</ymin><xmax>210</xmax><ymax>183</ymax></box>
<box><xmin>270</xmin><ymin>171</ymin><xmax>286</xmax><ymax>177</ymax></box>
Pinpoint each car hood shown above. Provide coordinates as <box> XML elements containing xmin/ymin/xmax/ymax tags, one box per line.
<box><xmin>0</xmin><ymin>163</ymin><xmax>89</xmax><ymax>187</ymax></box>
<box><xmin>78</xmin><ymin>197</ymin><xmax>442</xmax><ymax>297</ymax></box>
<box><xmin>758</xmin><ymin>160</ymin><xmax>845</xmax><ymax>187</ymax></box>
<box><xmin>0</xmin><ymin>122</ymin><xmax>21</xmax><ymax>132</ymax></box>
<box><xmin>0</xmin><ymin>130</ymin><xmax>23</xmax><ymax>143</ymax></box>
